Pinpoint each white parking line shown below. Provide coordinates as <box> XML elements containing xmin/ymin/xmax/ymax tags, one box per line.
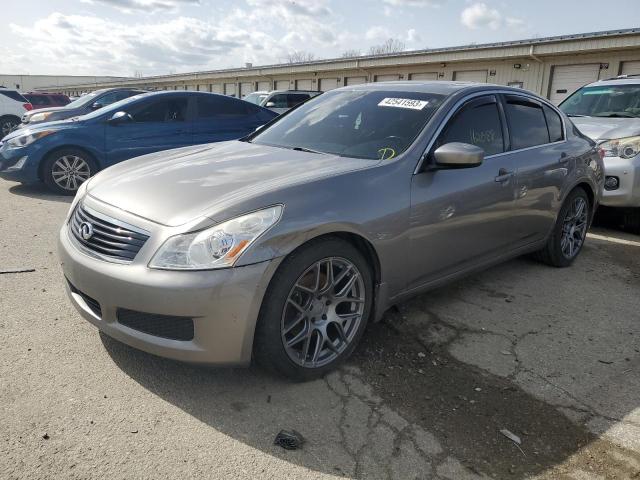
<box><xmin>587</xmin><ymin>233</ymin><xmax>640</xmax><ymax>247</ymax></box>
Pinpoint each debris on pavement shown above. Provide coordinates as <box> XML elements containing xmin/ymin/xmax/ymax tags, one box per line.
<box><xmin>42</xmin><ymin>433</ymin><xmax>50</xmax><ymax>440</ymax></box>
<box><xmin>500</xmin><ymin>429</ymin><xmax>526</xmax><ymax>456</ymax></box>
<box><xmin>0</xmin><ymin>268</ymin><xmax>36</xmax><ymax>275</ymax></box>
<box><xmin>274</xmin><ymin>430</ymin><xmax>305</xmax><ymax>450</ymax></box>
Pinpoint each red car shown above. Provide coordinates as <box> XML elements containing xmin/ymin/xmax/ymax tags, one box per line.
<box><xmin>23</xmin><ymin>92</ymin><xmax>70</xmax><ymax>110</ymax></box>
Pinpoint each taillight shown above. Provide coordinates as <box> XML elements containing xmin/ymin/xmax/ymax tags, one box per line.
<box><xmin>598</xmin><ymin>148</ymin><xmax>605</xmax><ymax>160</ymax></box>
<box><xmin>23</xmin><ymin>103</ymin><xmax>33</xmax><ymax>111</ymax></box>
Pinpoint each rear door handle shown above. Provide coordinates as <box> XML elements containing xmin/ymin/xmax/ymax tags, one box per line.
<box><xmin>495</xmin><ymin>168</ymin><xmax>514</xmax><ymax>183</ymax></box>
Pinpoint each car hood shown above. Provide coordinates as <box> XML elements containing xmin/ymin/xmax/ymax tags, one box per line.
<box><xmin>87</xmin><ymin>141</ymin><xmax>379</xmax><ymax>227</ymax></box>
<box><xmin>24</xmin><ymin>105</ymin><xmax>70</xmax><ymax>118</ymax></box>
<box><xmin>571</xmin><ymin>116</ymin><xmax>640</xmax><ymax>141</ymax></box>
<box><xmin>2</xmin><ymin>118</ymin><xmax>80</xmax><ymax>140</ymax></box>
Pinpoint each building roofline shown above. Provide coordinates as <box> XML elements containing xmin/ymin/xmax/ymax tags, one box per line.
<box><xmin>36</xmin><ymin>27</ymin><xmax>640</xmax><ymax>90</ymax></box>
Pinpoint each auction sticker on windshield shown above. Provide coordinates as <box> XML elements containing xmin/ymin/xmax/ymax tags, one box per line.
<box><xmin>378</xmin><ymin>98</ymin><xmax>429</xmax><ymax>110</ymax></box>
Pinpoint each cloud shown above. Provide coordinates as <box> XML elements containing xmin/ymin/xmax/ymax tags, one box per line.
<box><xmin>460</xmin><ymin>2</ymin><xmax>524</xmax><ymax>31</ymax></box>
<box><xmin>82</xmin><ymin>0</ymin><xmax>201</xmax><ymax>13</ymax></box>
<box><xmin>365</xmin><ymin>26</ymin><xmax>392</xmax><ymax>41</ymax></box>
<box><xmin>382</xmin><ymin>0</ymin><xmax>447</xmax><ymax>6</ymax></box>
<box><xmin>4</xmin><ymin>6</ymin><xmax>346</xmax><ymax>76</ymax></box>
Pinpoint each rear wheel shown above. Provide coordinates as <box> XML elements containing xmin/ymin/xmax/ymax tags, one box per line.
<box><xmin>534</xmin><ymin>187</ymin><xmax>591</xmax><ymax>267</ymax></box>
<box><xmin>253</xmin><ymin>237</ymin><xmax>373</xmax><ymax>381</ymax></box>
<box><xmin>42</xmin><ymin>148</ymin><xmax>96</xmax><ymax>195</ymax></box>
<box><xmin>0</xmin><ymin>116</ymin><xmax>20</xmax><ymax>137</ymax></box>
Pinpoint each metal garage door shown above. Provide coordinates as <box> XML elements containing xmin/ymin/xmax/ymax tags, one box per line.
<box><xmin>239</xmin><ymin>82</ymin><xmax>254</xmax><ymax>98</ymax></box>
<box><xmin>549</xmin><ymin>64</ymin><xmax>600</xmax><ymax>104</ymax></box>
<box><xmin>410</xmin><ymin>72</ymin><xmax>438</xmax><ymax>81</ymax></box>
<box><xmin>374</xmin><ymin>74</ymin><xmax>400</xmax><ymax>82</ymax></box>
<box><xmin>210</xmin><ymin>84</ymin><xmax>222</xmax><ymax>94</ymax></box>
<box><xmin>319</xmin><ymin>78</ymin><xmax>340</xmax><ymax>91</ymax></box>
<box><xmin>453</xmin><ymin>70</ymin><xmax>488</xmax><ymax>83</ymax></box>
<box><xmin>295</xmin><ymin>79</ymin><xmax>313</xmax><ymax>90</ymax></box>
<box><xmin>224</xmin><ymin>83</ymin><xmax>236</xmax><ymax>96</ymax></box>
<box><xmin>621</xmin><ymin>61</ymin><xmax>640</xmax><ymax>76</ymax></box>
<box><xmin>257</xmin><ymin>81</ymin><xmax>270</xmax><ymax>91</ymax></box>
<box><xmin>197</xmin><ymin>84</ymin><xmax>209</xmax><ymax>92</ymax></box>
<box><xmin>275</xmin><ymin>80</ymin><xmax>290</xmax><ymax>90</ymax></box>
<box><xmin>346</xmin><ymin>76</ymin><xmax>367</xmax><ymax>86</ymax></box>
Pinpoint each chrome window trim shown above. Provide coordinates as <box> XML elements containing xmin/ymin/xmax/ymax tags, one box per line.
<box><xmin>415</xmin><ymin>88</ymin><xmax>568</xmax><ymax>174</ymax></box>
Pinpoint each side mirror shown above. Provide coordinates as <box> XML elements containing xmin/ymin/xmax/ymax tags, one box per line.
<box><xmin>265</xmin><ymin>101</ymin><xmax>276</xmax><ymax>108</ymax></box>
<box><xmin>433</xmin><ymin>142</ymin><xmax>484</xmax><ymax>168</ymax></box>
<box><xmin>108</xmin><ymin>111</ymin><xmax>133</xmax><ymax>125</ymax></box>
<box><xmin>91</xmin><ymin>102</ymin><xmax>104</xmax><ymax>110</ymax></box>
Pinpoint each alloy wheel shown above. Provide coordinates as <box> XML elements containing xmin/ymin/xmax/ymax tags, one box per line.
<box><xmin>1</xmin><ymin>120</ymin><xmax>18</xmax><ymax>137</ymax></box>
<box><xmin>281</xmin><ymin>257</ymin><xmax>365</xmax><ymax>368</ymax></box>
<box><xmin>560</xmin><ymin>196</ymin><xmax>588</xmax><ymax>259</ymax></box>
<box><xmin>51</xmin><ymin>155</ymin><xmax>91</xmax><ymax>191</ymax></box>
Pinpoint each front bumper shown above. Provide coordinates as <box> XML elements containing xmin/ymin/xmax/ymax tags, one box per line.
<box><xmin>0</xmin><ymin>142</ymin><xmax>44</xmax><ymax>183</ymax></box>
<box><xmin>58</xmin><ymin>197</ymin><xmax>281</xmax><ymax>365</ymax></box>
<box><xmin>601</xmin><ymin>154</ymin><xmax>640</xmax><ymax>208</ymax></box>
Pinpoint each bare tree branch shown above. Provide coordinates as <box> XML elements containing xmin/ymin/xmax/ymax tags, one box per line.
<box><xmin>368</xmin><ymin>38</ymin><xmax>406</xmax><ymax>56</ymax></box>
<box><xmin>341</xmin><ymin>49</ymin><xmax>362</xmax><ymax>58</ymax></box>
<box><xmin>286</xmin><ymin>51</ymin><xmax>316</xmax><ymax>64</ymax></box>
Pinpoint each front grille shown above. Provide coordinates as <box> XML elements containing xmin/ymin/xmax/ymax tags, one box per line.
<box><xmin>69</xmin><ymin>204</ymin><xmax>149</xmax><ymax>263</ymax></box>
<box><xmin>116</xmin><ymin>309</ymin><xmax>194</xmax><ymax>341</ymax></box>
<box><xmin>67</xmin><ymin>280</ymin><xmax>102</xmax><ymax>318</ymax></box>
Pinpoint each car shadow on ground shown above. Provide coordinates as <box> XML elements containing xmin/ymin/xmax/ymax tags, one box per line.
<box><xmin>9</xmin><ymin>182</ymin><xmax>73</xmax><ymax>204</ymax></box>
<box><xmin>100</xmin><ymin>237</ymin><xmax>640</xmax><ymax>479</ymax></box>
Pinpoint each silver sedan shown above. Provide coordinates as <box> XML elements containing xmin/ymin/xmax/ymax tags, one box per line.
<box><xmin>59</xmin><ymin>82</ymin><xmax>604</xmax><ymax>380</ymax></box>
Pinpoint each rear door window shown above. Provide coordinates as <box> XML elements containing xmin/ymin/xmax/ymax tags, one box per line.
<box><xmin>286</xmin><ymin>94</ymin><xmax>310</xmax><ymax>108</ymax></box>
<box><xmin>504</xmin><ymin>96</ymin><xmax>550</xmax><ymax>149</ymax></box>
<box><xmin>197</xmin><ymin>95</ymin><xmax>253</xmax><ymax>118</ymax></box>
<box><xmin>24</xmin><ymin>95</ymin><xmax>50</xmax><ymax>106</ymax></box>
<box><xmin>438</xmin><ymin>96</ymin><xmax>505</xmax><ymax>156</ymax></box>
<box><xmin>0</xmin><ymin>90</ymin><xmax>28</xmax><ymax>103</ymax></box>
<box><xmin>543</xmin><ymin>104</ymin><xmax>564</xmax><ymax>142</ymax></box>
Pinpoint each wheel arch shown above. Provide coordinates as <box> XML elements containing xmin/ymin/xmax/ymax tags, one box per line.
<box><xmin>38</xmin><ymin>145</ymin><xmax>101</xmax><ymax>181</ymax></box>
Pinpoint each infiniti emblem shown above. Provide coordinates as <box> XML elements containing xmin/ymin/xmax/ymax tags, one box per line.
<box><xmin>79</xmin><ymin>222</ymin><xmax>94</xmax><ymax>240</ymax></box>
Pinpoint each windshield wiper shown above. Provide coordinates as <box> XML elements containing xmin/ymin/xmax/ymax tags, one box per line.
<box><xmin>291</xmin><ymin>146</ymin><xmax>326</xmax><ymax>155</ymax></box>
<box><xmin>593</xmin><ymin>113</ymin><xmax>637</xmax><ymax>118</ymax></box>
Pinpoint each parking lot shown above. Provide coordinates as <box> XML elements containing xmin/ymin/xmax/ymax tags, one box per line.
<box><xmin>0</xmin><ymin>177</ymin><xmax>638</xmax><ymax>479</ymax></box>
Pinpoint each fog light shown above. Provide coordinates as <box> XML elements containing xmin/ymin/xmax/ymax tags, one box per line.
<box><xmin>8</xmin><ymin>156</ymin><xmax>28</xmax><ymax>170</ymax></box>
<box><xmin>604</xmin><ymin>176</ymin><xmax>619</xmax><ymax>191</ymax></box>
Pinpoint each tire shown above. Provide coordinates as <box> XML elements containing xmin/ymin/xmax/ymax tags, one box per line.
<box><xmin>0</xmin><ymin>116</ymin><xmax>20</xmax><ymax>138</ymax></box>
<box><xmin>622</xmin><ymin>208</ymin><xmax>640</xmax><ymax>235</ymax></box>
<box><xmin>253</xmin><ymin>237</ymin><xmax>373</xmax><ymax>381</ymax></box>
<box><xmin>534</xmin><ymin>187</ymin><xmax>591</xmax><ymax>267</ymax></box>
<box><xmin>41</xmin><ymin>148</ymin><xmax>97</xmax><ymax>195</ymax></box>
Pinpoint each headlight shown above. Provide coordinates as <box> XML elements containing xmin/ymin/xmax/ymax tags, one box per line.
<box><xmin>7</xmin><ymin>130</ymin><xmax>55</xmax><ymax>148</ymax></box>
<box><xmin>149</xmin><ymin>205</ymin><xmax>283</xmax><ymax>270</ymax></box>
<box><xmin>29</xmin><ymin>112</ymin><xmax>53</xmax><ymax>123</ymax></box>
<box><xmin>599</xmin><ymin>136</ymin><xmax>640</xmax><ymax>159</ymax></box>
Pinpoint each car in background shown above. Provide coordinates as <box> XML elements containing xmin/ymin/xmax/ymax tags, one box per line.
<box><xmin>0</xmin><ymin>91</ymin><xmax>278</xmax><ymax>194</ymax></box>
<box><xmin>0</xmin><ymin>88</ymin><xmax>33</xmax><ymax>137</ymax></box>
<box><xmin>560</xmin><ymin>75</ymin><xmax>640</xmax><ymax>232</ymax></box>
<box><xmin>23</xmin><ymin>92</ymin><xmax>70</xmax><ymax>110</ymax></box>
<box><xmin>244</xmin><ymin>90</ymin><xmax>321</xmax><ymax>114</ymax></box>
<box><xmin>19</xmin><ymin>87</ymin><xmax>146</xmax><ymax>128</ymax></box>
<box><xmin>58</xmin><ymin>82</ymin><xmax>602</xmax><ymax>380</ymax></box>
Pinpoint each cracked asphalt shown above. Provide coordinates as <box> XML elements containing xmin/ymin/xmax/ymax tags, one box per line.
<box><xmin>1</xmin><ymin>179</ymin><xmax>639</xmax><ymax>479</ymax></box>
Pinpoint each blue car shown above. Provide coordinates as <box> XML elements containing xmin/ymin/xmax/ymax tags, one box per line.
<box><xmin>0</xmin><ymin>91</ymin><xmax>278</xmax><ymax>194</ymax></box>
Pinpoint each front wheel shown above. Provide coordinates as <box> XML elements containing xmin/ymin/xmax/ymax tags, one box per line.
<box><xmin>42</xmin><ymin>148</ymin><xmax>96</xmax><ymax>195</ymax></box>
<box><xmin>534</xmin><ymin>187</ymin><xmax>591</xmax><ymax>267</ymax></box>
<box><xmin>0</xmin><ymin>116</ymin><xmax>20</xmax><ymax>138</ymax></box>
<box><xmin>622</xmin><ymin>208</ymin><xmax>640</xmax><ymax>234</ymax></box>
<box><xmin>253</xmin><ymin>237</ymin><xmax>373</xmax><ymax>381</ymax></box>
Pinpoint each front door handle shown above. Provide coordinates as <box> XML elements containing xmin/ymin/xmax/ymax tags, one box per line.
<box><xmin>495</xmin><ymin>168</ymin><xmax>514</xmax><ymax>183</ymax></box>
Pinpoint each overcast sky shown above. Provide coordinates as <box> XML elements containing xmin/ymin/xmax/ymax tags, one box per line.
<box><xmin>2</xmin><ymin>0</ymin><xmax>640</xmax><ymax>77</ymax></box>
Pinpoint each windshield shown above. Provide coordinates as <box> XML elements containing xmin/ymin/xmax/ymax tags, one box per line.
<box><xmin>65</xmin><ymin>91</ymin><xmax>101</xmax><ymax>109</ymax></box>
<box><xmin>560</xmin><ymin>84</ymin><xmax>640</xmax><ymax>118</ymax></box>
<box><xmin>79</xmin><ymin>93</ymin><xmax>148</xmax><ymax>121</ymax></box>
<box><xmin>244</xmin><ymin>92</ymin><xmax>268</xmax><ymax>105</ymax></box>
<box><xmin>250</xmin><ymin>90</ymin><xmax>445</xmax><ymax>160</ymax></box>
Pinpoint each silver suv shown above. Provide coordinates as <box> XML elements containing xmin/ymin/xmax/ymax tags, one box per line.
<box><xmin>559</xmin><ymin>76</ymin><xmax>640</xmax><ymax>231</ymax></box>
<box><xmin>244</xmin><ymin>90</ymin><xmax>320</xmax><ymax>114</ymax></box>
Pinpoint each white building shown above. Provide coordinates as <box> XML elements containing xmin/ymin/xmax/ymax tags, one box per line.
<box><xmin>36</xmin><ymin>28</ymin><xmax>640</xmax><ymax>104</ymax></box>
<box><xmin>0</xmin><ymin>74</ymin><xmax>127</xmax><ymax>93</ymax></box>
